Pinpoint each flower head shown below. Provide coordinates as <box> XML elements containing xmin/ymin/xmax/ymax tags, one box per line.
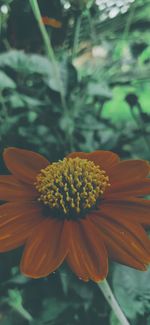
<box><xmin>0</xmin><ymin>147</ymin><xmax>150</xmax><ymax>282</ymax></box>
<box><xmin>35</xmin><ymin>157</ymin><xmax>110</xmax><ymax>216</ymax></box>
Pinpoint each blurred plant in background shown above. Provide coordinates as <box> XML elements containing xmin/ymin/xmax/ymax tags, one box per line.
<box><xmin>0</xmin><ymin>0</ymin><xmax>150</xmax><ymax>324</ymax></box>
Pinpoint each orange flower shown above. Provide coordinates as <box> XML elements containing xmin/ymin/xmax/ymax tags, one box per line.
<box><xmin>0</xmin><ymin>147</ymin><xmax>150</xmax><ymax>282</ymax></box>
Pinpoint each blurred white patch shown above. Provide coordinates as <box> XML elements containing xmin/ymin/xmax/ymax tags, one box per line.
<box><xmin>92</xmin><ymin>46</ymin><xmax>107</xmax><ymax>58</ymax></box>
<box><xmin>109</xmin><ymin>7</ymin><xmax>119</xmax><ymax>18</ymax></box>
<box><xmin>0</xmin><ymin>4</ymin><xmax>8</xmax><ymax>14</ymax></box>
<box><xmin>64</xmin><ymin>2</ymin><xmax>71</xmax><ymax>9</ymax></box>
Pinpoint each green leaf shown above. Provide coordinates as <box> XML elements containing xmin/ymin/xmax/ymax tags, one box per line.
<box><xmin>0</xmin><ymin>51</ymin><xmax>67</xmax><ymax>94</ymax></box>
<box><xmin>0</xmin><ymin>51</ymin><xmax>52</xmax><ymax>75</ymax></box>
<box><xmin>139</xmin><ymin>46</ymin><xmax>150</xmax><ymax>64</ymax></box>
<box><xmin>7</xmin><ymin>289</ymin><xmax>33</xmax><ymax>322</ymax></box>
<box><xmin>59</xmin><ymin>115</ymin><xmax>74</xmax><ymax>135</ymax></box>
<box><xmin>38</xmin><ymin>298</ymin><xmax>70</xmax><ymax>323</ymax></box>
<box><xmin>28</xmin><ymin>111</ymin><xmax>38</xmax><ymax>123</ymax></box>
<box><xmin>112</xmin><ymin>264</ymin><xmax>150</xmax><ymax>321</ymax></box>
<box><xmin>0</xmin><ymin>71</ymin><xmax>16</xmax><ymax>90</ymax></box>
<box><xmin>7</xmin><ymin>93</ymin><xmax>25</xmax><ymax>108</ymax></box>
<box><xmin>0</xmin><ymin>51</ymin><xmax>29</xmax><ymax>73</ymax></box>
<box><xmin>87</xmin><ymin>82</ymin><xmax>112</xmax><ymax>99</ymax></box>
<box><xmin>8</xmin><ymin>93</ymin><xmax>43</xmax><ymax>109</ymax></box>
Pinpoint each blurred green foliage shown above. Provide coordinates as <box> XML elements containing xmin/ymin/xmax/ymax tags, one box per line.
<box><xmin>113</xmin><ymin>265</ymin><xmax>150</xmax><ymax>323</ymax></box>
<box><xmin>0</xmin><ymin>0</ymin><xmax>150</xmax><ymax>324</ymax></box>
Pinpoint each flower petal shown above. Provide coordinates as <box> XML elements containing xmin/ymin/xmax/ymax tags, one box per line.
<box><xmin>21</xmin><ymin>219</ymin><xmax>68</xmax><ymax>278</ymax></box>
<box><xmin>67</xmin><ymin>219</ymin><xmax>108</xmax><ymax>282</ymax></box>
<box><xmin>90</xmin><ymin>214</ymin><xmax>150</xmax><ymax>270</ymax></box>
<box><xmin>0</xmin><ymin>175</ymin><xmax>38</xmax><ymax>201</ymax></box>
<box><xmin>100</xmin><ymin>198</ymin><xmax>150</xmax><ymax>225</ymax></box>
<box><xmin>67</xmin><ymin>151</ymin><xmax>120</xmax><ymax>173</ymax></box>
<box><xmin>0</xmin><ymin>202</ymin><xmax>42</xmax><ymax>252</ymax></box>
<box><xmin>93</xmin><ymin>209</ymin><xmax>150</xmax><ymax>254</ymax></box>
<box><xmin>105</xmin><ymin>178</ymin><xmax>150</xmax><ymax>198</ymax></box>
<box><xmin>3</xmin><ymin>147</ymin><xmax>49</xmax><ymax>184</ymax></box>
<box><xmin>108</xmin><ymin>160</ymin><xmax>150</xmax><ymax>185</ymax></box>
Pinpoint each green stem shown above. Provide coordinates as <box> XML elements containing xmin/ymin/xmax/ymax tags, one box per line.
<box><xmin>29</xmin><ymin>0</ymin><xmax>67</xmax><ymax>111</ymax></box>
<box><xmin>86</xmin><ymin>8</ymin><xmax>96</xmax><ymax>45</ymax></box>
<box><xmin>113</xmin><ymin>2</ymin><xmax>136</xmax><ymax>58</ymax></box>
<box><xmin>72</xmin><ymin>15</ymin><xmax>82</xmax><ymax>60</ymax></box>
<box><xmin>123</xmin><ymin>1</ymin><xmax>136</xmax><ymax>41</ymax></box>
<box><xmin>97</xmin><ymin>279</ymin><xmax>130</xmax><ymax>325</ymax></box>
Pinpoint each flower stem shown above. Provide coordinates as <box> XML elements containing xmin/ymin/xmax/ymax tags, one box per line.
<box><xmin>86</xmin><ymin>8</ymin><xmax>96</xmax><ymax>45</ymax></box>
<box><xmin>97</xmin><ymin>279</ymin><xmax>130</xmax><ymax>325</ymax></box>
<box><xmin>72</xmin><ymin>14</ymin><xmax>82</xmax><ymax>60</ymax></box>
<box><xmin>29</xmin><ymin>0</ymin><xmax>67</xmax><ymax>112</ymax></box>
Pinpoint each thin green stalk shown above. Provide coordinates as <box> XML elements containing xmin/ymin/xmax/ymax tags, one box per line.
<box><xmin>119</xmin><ymin>1</ymin><xmax>136</xmax><ymax>55</ymax></box>
<box><xmin>86</xmin><ymin>9</ymin><xmax>96</xmax><ymax>45</ymax></box>
<box><xmin>97</xmin><ymin>279</ymin><xmax>130</xmax><ymax>325</ymax></box>
<box><xmin>29</xmin><ymin>0</ymin><xmax>67</xmax><ymax>111</ymax></box>
<box><xmin>123</xmin><ymin>1</ymin><xmax>136</xmax><ymax>41</ymax></box>
<box><xmin>72</xmin><ymin>15</ymin><xmax>82</xmax><ymax>60</ymax></box>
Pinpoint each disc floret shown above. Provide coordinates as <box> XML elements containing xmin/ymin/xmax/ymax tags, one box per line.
<box><xmin>35</xmin><ymin>157</ymin><xmax>110</xmax><ymax>215</ymax></box>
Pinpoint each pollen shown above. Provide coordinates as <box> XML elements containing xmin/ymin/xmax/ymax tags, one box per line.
<box><xmin>35</xmin><ymin>157</ymin><xmax>110</xmax><ymax>216</ymax></box>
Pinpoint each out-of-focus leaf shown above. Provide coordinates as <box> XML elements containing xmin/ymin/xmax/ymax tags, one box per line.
<box><xmin>36</xmin><ymin>298</ymin><xmax>71</xmax><ymax>323</ymax></box>
<box><xmin>59</xmin><ymin>271</ymin><xmax>69</xmax><ymax>295</ymax></box>
<box><xmin>36</xmin><ymin>52</ymin><xmax>75</xmax><ymax>94</ymax></box>
<box><xmin>28</xmin><ymin>111</ymin><xmax>38</xmax><ymax>123</ymax></box>
<box><xmin>45</xmin><ymin>59</ymin><xmax>77</xmax><ymax>94</ymax></box>
<box><xmin>0</xmin><ymin>115</ymin><xmax>25</xmax><ymax>135</ymax></box>
<box><xmin>98</xmin><ymin>128</ymin><xmax>119</xmax><ymax>149</ymax></box>
<box><xmin>7</xmin><ymin>93</ymin><xmax>25</xmax><ymax>108</ymax></box>
<box><xmin>0</xmin><ymin>51</ymin><xmax>62</xmax><ymax>93</ymax></box>
<box><xmin>69</xmin><ymin>280</ymin><xmax>93</xmax><ymax>310</ymax></box>
<box><xmin>87</xmin><ymin>82</ymin><xmax>112</xmax><ymax>99</ymax></box>
<box><xmin>7</xmin><ymin>275</ymin><xmax>30</xmax><ymax>285</ymax></box>
<box><xmin>37</xmin><ymin>125</ymin><xmax>49</xmax><ymax>136</ymax></box>
<box><xmin>7</xmin><ymin>93</ymin><xmax>43</xmax><ymax>109</ymax></box>
<box><xmin>7</xmin><ymin>289</ymin><xmax>33</xmax><ymax>322</ymax></box>
<box><xmin>19</xmin><ymin>95</ymin><xmax>44</xmax><ymax>108</ymax></box>
<box><xmin>102</xmin><ymin>97</ymin><xmax>133</xmax><ymax>123</ymax></box>
<box><xmin>0</xmin><ymin>71</ymin><xmax>16</xmax><ymax>90</ymax></box>
<box><xmin>112</xmin><ymin>264</ymin><xmax>150</xmax><ymax>320</ymax></box>
<box><xmin>59</xmin><ymin>115</ymin><xmax>74</xmax><ymax>135</ymax></box>
<box><xmin>0</xmin><ymin>51</ymin><xmax>52</xmax><ymax>75</ymax></box>
<box><xmin>139</xmin><ymin>46</ymin><xmax>150</xmax><ymax>64</ymax></box>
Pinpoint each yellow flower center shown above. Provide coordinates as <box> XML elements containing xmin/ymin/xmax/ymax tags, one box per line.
<box><xmin>35</xmin><ymin>157</ymin><xmax>110</xmax><ymax>217</ymax></box>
